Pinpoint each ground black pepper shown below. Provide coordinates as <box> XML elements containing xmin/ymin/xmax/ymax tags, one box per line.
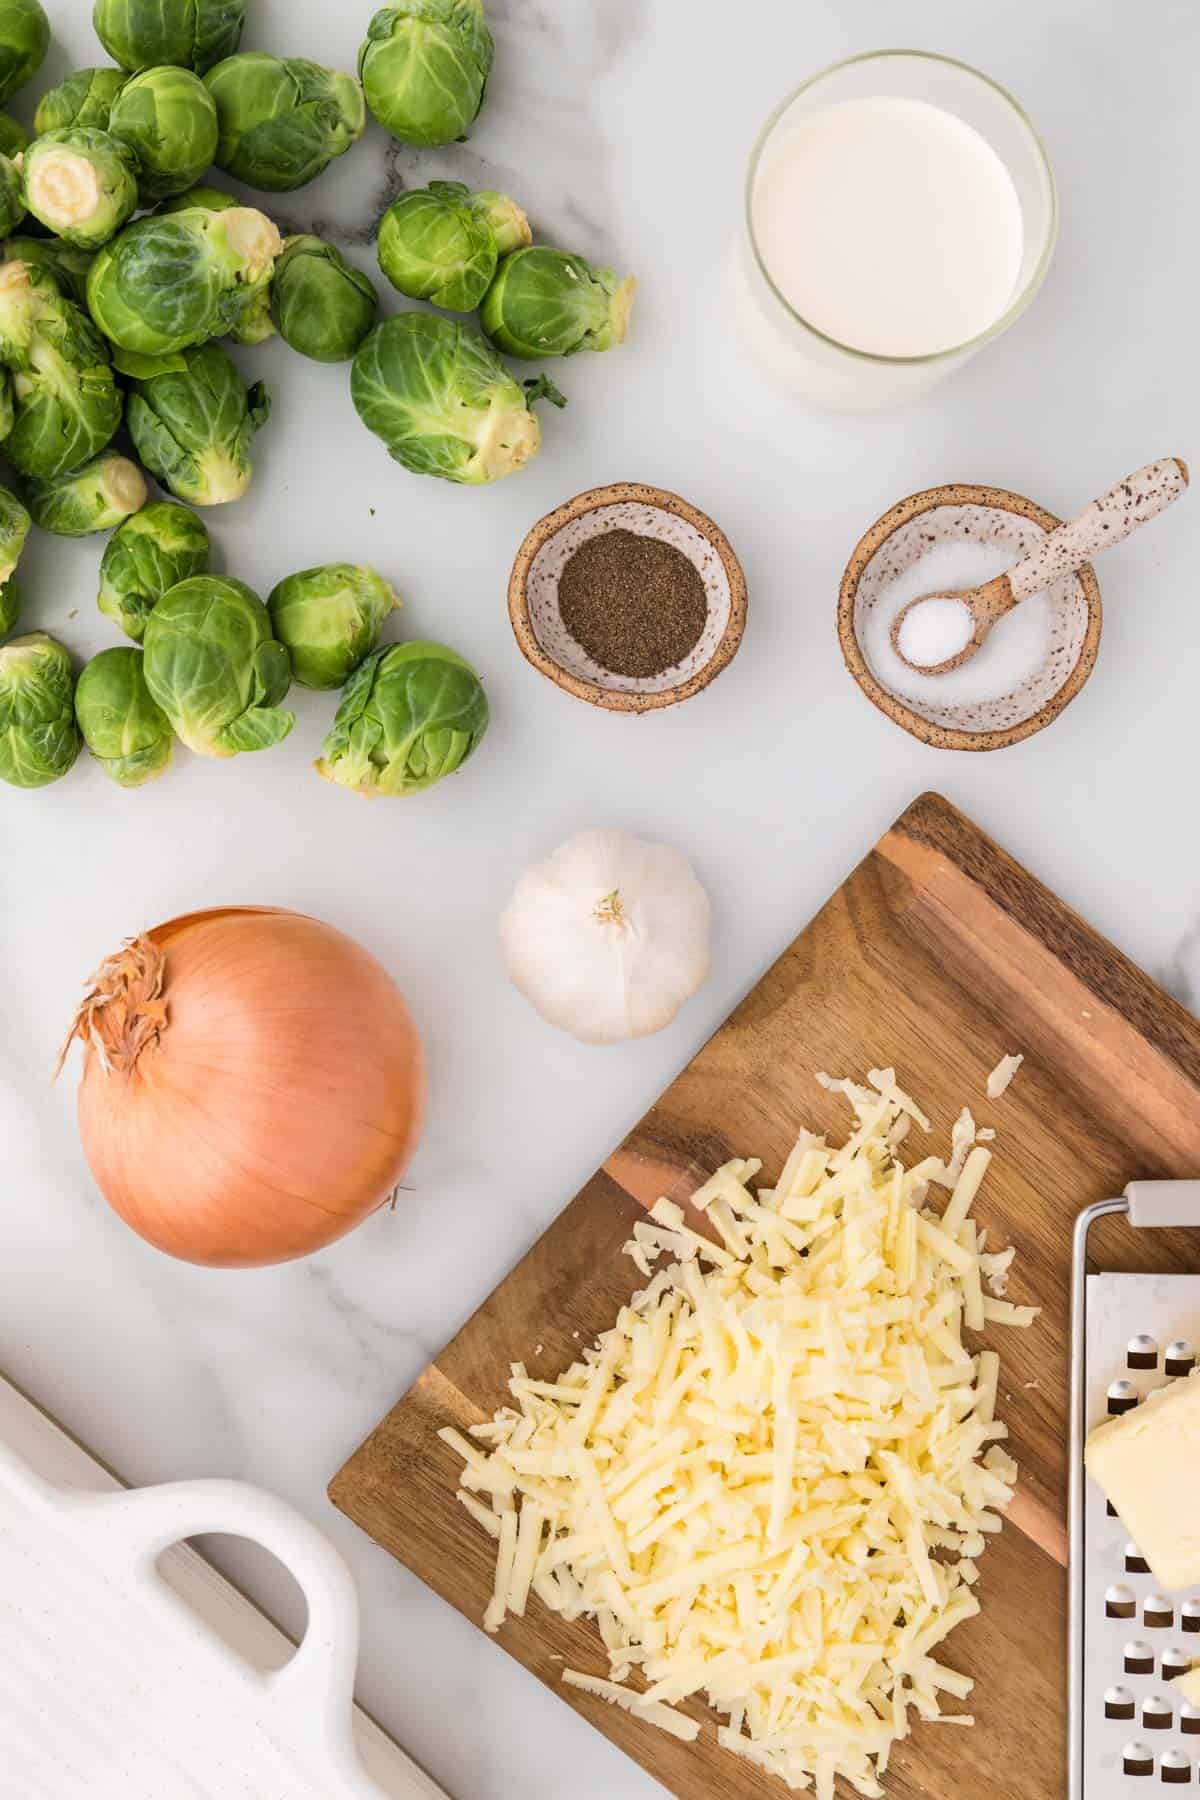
<box><xmin>557</xmin><ymin>530</ymin><xmax>708</xmax><ymax>678</ymax></box>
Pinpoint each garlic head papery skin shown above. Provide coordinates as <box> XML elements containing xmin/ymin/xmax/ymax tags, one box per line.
<box><xmin>499</xmin><ymin>828</ymin><xmax>712</xmax><ymax>1045</ymax></box>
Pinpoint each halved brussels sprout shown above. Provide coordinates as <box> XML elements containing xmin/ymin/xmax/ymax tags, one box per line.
<box><xmin>108</xmin><ymin>64</ymin><xmax>219</xmax><ymax>200</ymax></box>
<box><xmin>377</xmin><ymin>180</ymin><xmax>523</xmax><ymax>312</ymax></box>
<box><xmin>0</xmin><ymin>631</ymin><xmax>80</xmax><ymax>787</ymax></box>
<box><xmin>205</xmin><ymin>52</ymin><xmax>364</xmax><ymax>192</ymax></box>
<box><xmin>24</xmin><ymin>449</ymin><xmax>147</xmax><ymax>535</ymax></box>
<box><xmin>93</xmin><ymin>0</ymin><xmax>247</xmax><ymax>75</ymax></box>
<box><xmin>142</xmin><ymin>573</ymin><xmax>294</xmax><ymax>757</ymax></box>
<box><xmin>98</xmin><ymin>498</ymin><xmax>210</xmax><ymax>639</ymax></box>
<box><xmin>480</xmin><ymin>246</ymin><xmax>635</xmax><ymax>358</ymax></box>
<box><xmin>75</xmin><ymin>644</ymin><xmax>173</xmax><ymax>785</ymax></box>
<box><xmin>21</xmin><ymin>126</ymin><xmax>140</xmax><ymax>248</ymax></box>
<box><xmin>0</xmin><ymin>109</ymin><xmax>28</xmax><ymax>156</ymax></box>
<box><xmin>1</xmin><ymin>234</ymin><xmax>94</xmax><ymax>303</ymax></box>
<box><xmin>270</xmin><ymin>233</ymin><xmax>377</xmax><ymax>363</ymax></box>
<box><xmin>0</xmin><ymin>147</ymin><xmax>24</xmax><ymax>234</ymax></box>
<box><xmin>0</xmin><ymin>574</ymin><xmax>17</xmax><ymax>634</ymax></box>
<box><xmin>157</xmin><ymin>183</ymin><xmax>275</xmax><ymax>343</ymax></box>
<box><xmin>318</xmin><ymin>640</ymin><xmax>488</xmax><ymax>796</ymax></box>
<box><xmin>359</xmin><ymin>1</ymin><xmax>492</xmax><ymax>147</ymax></box>
<box><xmin>86</xmin><ymin>203</ymin><xmax>281</xmax><ymax>354</ymax></box>
<box><xmin>0</xmin><ymin>0</ymin><xmax>49</xmax><ymax>105</ymax></box>
<box><xmin>268</xmin><ymin>562</ymin><xmax>398</xmax><ymax>690</ymax></box>
<box><xmin>124</xmin><ymin>340</ymin><xmax>269</xmax><ymax>505</ymax></box>
<box><xmin>34</xmin><ymin>65</ymin><xmax>129</xmax><ymax>133</ymax></box>
<box><xmin>0</xmin><ymin>260</ymin><xmax>122</xmax><ymax>477</ymax></box>
<box><xmin>351</xmin><ymin>311</ymin><xmax>565</xmax><ymax>485</ymax></box>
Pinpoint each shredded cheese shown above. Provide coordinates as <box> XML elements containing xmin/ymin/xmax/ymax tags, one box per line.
<box><xmin>986</xmin><ymin>1053</ymin><xmax>1024</xmax><ymax>1099</ymax></box>
<box><xmin>441</xmin><ymin>1069</ymin><xmax>1038</xmax><ymax>1799</ymax></box>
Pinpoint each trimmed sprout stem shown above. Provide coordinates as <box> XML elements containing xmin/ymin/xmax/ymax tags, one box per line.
<box><xmin>195</xmin><ymin>451</ymin><xmax>250</xmax><ymax>505</ymax></box>
<box><xmin>222</xmin><ymin>207</ymin><xmax>282</xmax><ymax>280</ymax></box>
<box><xmin>473</xmin><ymin>401</ymin><xmax>539</xmax><ymax>482</ymax></box>
<box><xmin>27</xmin><ymin>149</ymin><xmax>102</xmax><ymax>231</ymax></box>
<box><xmin>105</xmin><ymin>456</ymin><xmax>148</xmax><ymax>514</ymax></box>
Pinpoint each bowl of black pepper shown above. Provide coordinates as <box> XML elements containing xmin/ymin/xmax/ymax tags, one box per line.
<box><xmin>508</xmin><ymin>482</ymin><xmax>748</xmax><ymax>713</ymax></box>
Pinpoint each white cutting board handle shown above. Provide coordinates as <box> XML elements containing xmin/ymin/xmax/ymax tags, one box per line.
<box><xmin>50</xmin><ymin>1475</ymin><xmax>364</xmax><ymax>1784</ymax></box>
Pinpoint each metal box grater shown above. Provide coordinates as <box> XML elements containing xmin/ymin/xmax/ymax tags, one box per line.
<box><xmin>1070</xmin><ymin>1182</ymin><xmax>1200</xmax><ymax>1796</ymax></box>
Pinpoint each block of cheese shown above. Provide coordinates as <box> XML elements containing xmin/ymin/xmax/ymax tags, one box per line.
<box><xmin>1085</xmin><ymin>1369</ymin><xmax>1200</xmax><ymax>1589</ymax></box>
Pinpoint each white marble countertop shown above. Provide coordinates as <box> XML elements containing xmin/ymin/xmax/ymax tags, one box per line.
<box><xmin>2</xmin><ymin>1</ymin><xmax>1198</xmax><ymax>1795</ymax></box>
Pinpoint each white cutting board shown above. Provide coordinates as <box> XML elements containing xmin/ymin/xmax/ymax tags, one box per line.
<box><xmin>0</xmin><ymin>1371</ymin><xmax>447</xmax><ymax>1800</ymax></box>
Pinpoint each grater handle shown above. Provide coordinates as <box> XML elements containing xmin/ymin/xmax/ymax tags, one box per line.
<box><xmin>1124</xmin><ymin>1179</ymin><xmax>1200</xmax><ymax>1228</ymax></box>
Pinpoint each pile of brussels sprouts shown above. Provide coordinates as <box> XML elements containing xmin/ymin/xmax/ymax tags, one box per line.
<box><xmin>1</xmin><ymin>491</ymin><xmax>491</xmax><ymax>791</ymax></box>
<box><xmin>0</xmin><ymin>0</ymin><xmax>634</xmax><ymax>793</ymax></box>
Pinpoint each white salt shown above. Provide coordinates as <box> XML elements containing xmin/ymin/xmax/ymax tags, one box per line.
<box><xmin>862</xmin><ymin>540</ymin><xmax>1053</xmax><ymax>708</ymax></box>
<box><xmin>897</xmin><ymin>596</ymin><xmax>973</xmax><ymax>667</ymax></box>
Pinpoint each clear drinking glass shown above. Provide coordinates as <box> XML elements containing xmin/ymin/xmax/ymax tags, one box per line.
<box><xmin>735</xmin><ymin>50</ymin><xmax>1057</xmax><ymax>413</ymax></box>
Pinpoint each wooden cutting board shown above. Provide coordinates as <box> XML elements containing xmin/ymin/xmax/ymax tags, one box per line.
<box><xmin>330</xmin><ymin>792</ymin><xmax>1200</xmax><ymax>1799</ymax></box>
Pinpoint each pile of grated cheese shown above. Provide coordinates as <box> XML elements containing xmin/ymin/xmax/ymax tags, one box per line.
<box><xmin>440</xmin><ymin>1069</ymin><xmax>1038</xmax><ymax>1799</ymax></box>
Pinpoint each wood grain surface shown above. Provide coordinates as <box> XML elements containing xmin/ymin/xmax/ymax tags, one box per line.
<box><xmin>330</xmin><ymin>792</ymin><xmax>1200</xmax><ymax>1799</ymax></box>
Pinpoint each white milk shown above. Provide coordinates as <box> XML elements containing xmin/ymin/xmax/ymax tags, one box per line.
<box><xmin>753</xmin><ymin>97</ymin><xmax>1024</xmax><ymax>358</ymax></box>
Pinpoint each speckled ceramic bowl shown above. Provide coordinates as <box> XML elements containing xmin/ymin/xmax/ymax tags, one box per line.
<box><xmin>838</xmin><ymin>483</ymin><xmax>1103</xmax><ymax>751</ymax></box>
<box><xmin>508</xmin><ymin>483</ymin><xmax>747</xmax><ymax>713</ymax></box>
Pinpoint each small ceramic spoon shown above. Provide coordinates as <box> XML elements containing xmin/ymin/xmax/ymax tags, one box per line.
<box><xmin>890</xmin><ymin>457</ymin><xmax>1190</xmax><ymax>674</ymax></box>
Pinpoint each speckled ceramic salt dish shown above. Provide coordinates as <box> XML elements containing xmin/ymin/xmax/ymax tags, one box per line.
<box><xmin>508</xmin><ymin>483</ymin><xmax>747</xmax><ymax>713</ymax></box>
<box><xmin>838</xmin><ymin>483</ymin><xmax>1103</xmax><ymax>751</ymax></box>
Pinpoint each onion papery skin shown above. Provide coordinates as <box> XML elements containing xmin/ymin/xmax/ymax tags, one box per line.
<box><xmin>70</xmin><ymin>907</ymin><xmax>425</xmax><ymax>1267</ymax></box>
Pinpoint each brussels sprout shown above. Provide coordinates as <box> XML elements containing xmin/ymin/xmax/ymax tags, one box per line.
<box><xmin>142</xmin><ymin>573</ymin><xmax>294</xmax><ymax>757</ymax></box>
<box><xmin>0</xmin><ymin>361</ymin><xmax>11</xmax><ymax>435</ymax></box>
<box><xmin>21</xmin><ymin>127</ymin><xmax>139</xmax><ymax>248</ymax></box>
<box><xmin>269</xmin><ymin>233</ymin><xmax>376</xmax><ymax>363</ymax></box>
<box><xmin>93</xmin><ymin>0</ymin><xmax>247</xmax><ymax>75</ymax></box>
<box><xmin>0</xmin><ymin>148</ymin><xmax>24</xmax><ymax>234</ymax></box>
<box><xmin>0</xmin><ymin>478</ymin><xmax>28</xmax><ymax>633</ymax></box>
<box><xmin>205</xmin><ymin>53</ymin><xmax>365</xmax><ymax>193</ymax></box>
<box><xmin>0</xmin><ymin>632</ymin><xmax>80</xmax><ymax>787</ymax></box>
<box><xmin>480</xmin><ymin>246</ymin><xmax>635</xmax><ymax>358</ymax></box>
<box><xmin>377</xmin><ymin>181</ymin><xmax>512</xmax><ymax>312</ymax></box>
<box><xmin>25</xmin><ymin>449</ymin><xmax>147</xmax><ymax>535</ymax></box>
<box><xmin>86</xmin><ymin>203</ymin><xmax>281</xmax><ymax>354</ymax></box>
<box><xmin>0</xmin><ymin>477</ymin><xmax>30</xmax><ymax>579</ymax></box>
<box><xmin>157</xmin><ymin>183</ymin><xmax>275</xmax><ymax>342</ymax></box>
<box><xmin>34</xmin><ymin>65</ymin><xmax>129</xmax><ymax>134</ymax></box>
<box><xmin>359</xmin><ymin>1</ymin><xmax>492</xmax><ymax>148</ymax></box>
<box><xmin>98</xmin><ymin>499</ymin><xmax>209</xmax><ymax>639</ymax></box>
<box><xmin>352</xmin><ymin>312</ymin><xmax>565</xmax><ymax>485</ymax></box>
<box><xmin>75</xmin><ymin>644</ymin><xmax>172</xmax><ymax>784</ymax></box>
<box><xmin>1</xmin><ymin>234</ymin><xmax>94</xmax><ymax>303</ymax></box>
<box><xmin>124</xmin><ymin>340</ymin><xmax>269</xmax><ymax>506</ymax></box>
<box><xmin>108</xmin><ymin>65</ymin><xmax>219</xmax><ymax>201</ymax></box>
<box><xmin>317</xmin><ymin>640</ymin><xmax>488</xmax><ymax>796</ymax></box>
<box><xmin>268</xmin><ymin>563</ymin><xmax>398</xmax><ymax>690</ymax></box>
<box><xmin>0</xmin><ymin>260</ymin><xmax>122</xmax><ymax>477</ymax></box>
<box><xmin>0</xmin><ymin>110</ymin><xmax>28</xmax><ymax>156</ymax></box>
<box><xmin>0</xmin><ymin>0</ymin><xmax>49</xmax><ymax>105</ymax></box>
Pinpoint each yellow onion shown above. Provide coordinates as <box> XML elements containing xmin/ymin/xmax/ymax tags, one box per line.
<box><xmin>59</xmin><ymin>907</ymin><xmax>425</xmax><ymax>1267</ymax></box>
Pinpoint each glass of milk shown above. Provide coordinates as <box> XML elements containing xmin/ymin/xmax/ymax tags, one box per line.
<box><xmin>737</xmin><ymin>51</ymin><xmax>1057</xmax><ymax>412</ymax></box>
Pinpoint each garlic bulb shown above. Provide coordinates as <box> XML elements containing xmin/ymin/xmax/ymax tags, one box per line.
<box><xmin>499</xmin><ymin>828</ymin><xmax>712</xmax><ymax>1045</ymax></box>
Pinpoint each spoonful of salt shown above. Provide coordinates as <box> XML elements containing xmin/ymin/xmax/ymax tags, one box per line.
<box><xmin>890</xmin><ymin>457</ymin><xmax>1190</xmax><ymax>675</ymax></box>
